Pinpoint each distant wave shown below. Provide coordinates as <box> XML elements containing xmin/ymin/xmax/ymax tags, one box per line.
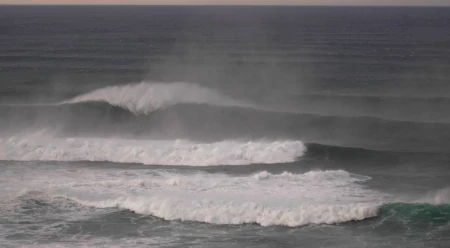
<box><xmin>2</xmin><ymin>101</ymin><xmax>450</xmax><ymax>153</ymax></box>
<box><xmin>4</xmin><ymin>100</ymin><xmax>450</xmax><ymax>126</ymax></box>
<box><xmin>0</xmin><ymin>136</ymin><xmax>306</xmax><ymax>166</ymax></box>
<box><xmin>2</xmin><ymin>82</ymin><xmax>450</xmax><ymax>153</ymax></box>
<box><xmin>62</xmin><ymin>82</ymin><xmax>255</xmax><ymax>114</ymax></box>
<box><xmin>59</xmin><ymin>82</ymin><xmax>450</xmax><ymax>124</ymax></box>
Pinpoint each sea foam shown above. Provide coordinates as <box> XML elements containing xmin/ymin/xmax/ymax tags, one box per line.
<box><xmin>73</xmin><ymin>196</ymin><xmax>379</xmax><ymax>227</ymax></box>
<box><xmin>56</xmin><ymin>169</ymin><xmax>381</xmax><ymax>227</ymax></box>
<box><xmin>0</xmin><ymin>159</ymin><xmax>385</xmax><ymax>227</ymax></box>
<box><xmin>0</xmin><ymin>136</ymin><xmax>306</xmax><ymax>166</ymax></box>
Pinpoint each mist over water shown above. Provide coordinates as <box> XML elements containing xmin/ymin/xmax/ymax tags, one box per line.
<box><xmin>1</xmin><ymin>5</ymin><xmax>450</xmax><ymax>248</ymax></box>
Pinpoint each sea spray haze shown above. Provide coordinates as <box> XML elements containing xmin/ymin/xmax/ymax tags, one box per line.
<box><xmin>0</xmin><ymin>5</ymin><xmax>450</xmax><ymax>248</ymax></box>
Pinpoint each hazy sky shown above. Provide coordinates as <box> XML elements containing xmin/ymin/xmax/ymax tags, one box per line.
<box><xmin>1</xmin><ymin>0</ymin><xmax>450</xmax><ymax>5</ymax></box>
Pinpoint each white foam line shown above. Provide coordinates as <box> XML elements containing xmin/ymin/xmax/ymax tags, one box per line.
<box><xmin>0</xmin><ymin>136</ymin><xmax>306</xmax><ymax>166</ymax></box>
<box><xmin>1</xmin><ymin>163</ymin><xmax>385</xmax><ymax>227</ymax></box>
<box><xmin>53</xmin><ymin>169</ymin><xmax>381</xmax><ymax>227</ymax></box>
<box><xmin>71</xmin><ymin>195</ymin><xmax>380</xmax><ymax>227</ymax></box>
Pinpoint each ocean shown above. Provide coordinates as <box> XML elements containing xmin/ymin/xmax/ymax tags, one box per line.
<box><xmin>0</xmin><ymin>5</ymin><xmax>449</xmax><ymax>248</ymax></box>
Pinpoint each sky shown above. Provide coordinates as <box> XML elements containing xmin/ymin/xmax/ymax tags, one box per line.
<box><xmin>1</xmin><ymin>0</ymin><xmax>450</xmax><ymax>5</ymax></box>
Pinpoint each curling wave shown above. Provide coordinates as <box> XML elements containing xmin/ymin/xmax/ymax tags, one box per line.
<box><xmin>63</xmin><ymin>82</ymin><xmax>253</xmax><ymax>114</ymax></box>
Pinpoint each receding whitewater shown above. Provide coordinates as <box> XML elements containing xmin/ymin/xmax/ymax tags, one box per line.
<box><xmin>1</xmin><ymin>5</ymin><xmax>450</xmax><ymax>248</ymax></box>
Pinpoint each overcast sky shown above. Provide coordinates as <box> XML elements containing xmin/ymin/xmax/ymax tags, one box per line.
<box><xmin>1</xmin><ymin>0</ymin><xmax>450</xmax><ymax>5</ymax></box>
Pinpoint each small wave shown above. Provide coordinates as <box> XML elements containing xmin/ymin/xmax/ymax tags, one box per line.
<box><xmin>62</xmin><ymin>82</ymin><xmax>253</xmax><ymax>114</ymax></box>
<box><xmin>0</xmin><ymin>136</ymin><xmax>306</xmax><ymax>166</ymax></box>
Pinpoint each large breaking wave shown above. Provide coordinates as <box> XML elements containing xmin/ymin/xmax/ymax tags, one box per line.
<box><xmin>64</xmin><ymin>170</ymin><xmax>380</xmax><ymax>226</ymax></box>
<box><xmin>2</xmin><ymin>82</ymin><xmax>450</xmax><ymax>153</ymax></box>
<box><xmin>3</xmin><ymin>166</ymin><xmax>448</xmax><ymax>228</ymax></box>
<box><xmin>63</xmin><ymin>82</ymin><xmax>254</xmax><ymax>114</ymax></box>
<box><xmin>0</xmin><ymin>136</ymin><xmax>306</xmax><ymax>166</ymax></box>
<box><xmin>0</xmin><ymin>81</ymin><xmax>308</xmax><ymax>166</ymax></box>
<box><xmin>1</xmin><ymin>168</ymin><xmax>384</xmax><ymax>227</ymax></box>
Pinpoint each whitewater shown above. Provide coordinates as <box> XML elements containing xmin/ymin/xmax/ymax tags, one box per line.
<box><xmin>1</xmin><ymin>137</ymin><xmax>306</xmax><ymax>166</ymax></box>
<box><xmin>0</xmin><ymin>163</ymin><xmax>384</xmax><ymax>227</ymax></box>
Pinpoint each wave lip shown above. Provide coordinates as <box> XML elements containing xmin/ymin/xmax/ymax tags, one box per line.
<box><xmin>0</xmin><ymin>136</ymin><xmax>306</xmax><ymax>166</ymax></box>
<box><xmin>63</xmin><ymin>82</ymin><xmax>252</xmax><ymax>114</ymax></box>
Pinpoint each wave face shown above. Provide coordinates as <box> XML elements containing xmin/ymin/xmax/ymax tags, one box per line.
<box><xmin>2</xmin><ymin>82</ymin><xmax>450</xmax><ymax>154</ymax></box>
<box><xmin>379</xmin><ymin>203</ymin><xmax>450</xmax><ymax>227</ymax></box>
<box><xmin>1</xmin><ymin>166</ymin><xmax>384</xmax><ymax>227</ymax></box>
<box><xmin>64</xmin><ymin>82</ymin><xmax>251</xmax><ymax>114</ymax></box>
<box><xmin>0</xmin><ymin>82</ymin><xmax>308</xmax><ymax>166</ymax></box>
<box><xmin>0</xmin><ymin>136</ymin><xmax>305</xmax><ymax>166</ymax></box>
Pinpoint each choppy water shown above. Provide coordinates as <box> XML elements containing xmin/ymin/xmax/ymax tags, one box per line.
<box><xmin>0</xmin><ymin>5</ymin><xmax>450</xmax><ymax>248</ymax></box>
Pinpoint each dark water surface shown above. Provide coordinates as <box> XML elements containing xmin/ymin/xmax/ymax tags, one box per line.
<box><xmin>0</xmin><ymin>5</ymin><xmax>449</xmax><ymax>247</ymax></box>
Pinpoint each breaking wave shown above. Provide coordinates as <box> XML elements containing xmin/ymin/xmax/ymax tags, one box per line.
<box><xmin>3</xmin><ymin>169</ymin><xmax>383</xmax><ymax>227</ymax></box>
<box><xmin>13</xmin><ymin>193</ymin><xmax>450</xmax><ymax>228</ymax></box>
<box><xmin>0</xmin><ymin>136</ymin><xmax>306</xmax><ymax>166</ymax></box>
<box><xmin>2</xmin><ymin>81</ymin><xmax>450</xmax><ymax>153</ymax></box>
<box><xmin>73</xmin><ymin>197</ymin><xmax>380</xmax><ymax>226</ymax></box>
<box><xmin>4</xmin><ymin>165</ymin><xmax>448</xmax><ymax>228</ymax></box>
<box><xmin>63</xmin><ymin>82</ymin><xmax>254</xmax><ymax>114</ymax></box>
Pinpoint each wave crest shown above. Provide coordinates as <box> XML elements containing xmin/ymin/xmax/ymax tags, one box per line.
<box><xmin>72</xmin><ymin>196</ymin><xmax>379</xmax><ymax>227</ymax></box>
<box><xmin>51</xmin><ymin>170</ymin><xmax>381</xmax><ymax>227</ymax></box>
<box><xmin>63</xmin><ymin>82</ymin><xmax>250</xmax><ymax>114</ymax></box>
<box><xmin>0</xmin><ymin>136</ymin><xmax>306</xmax><ymax>166</ymax></box>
